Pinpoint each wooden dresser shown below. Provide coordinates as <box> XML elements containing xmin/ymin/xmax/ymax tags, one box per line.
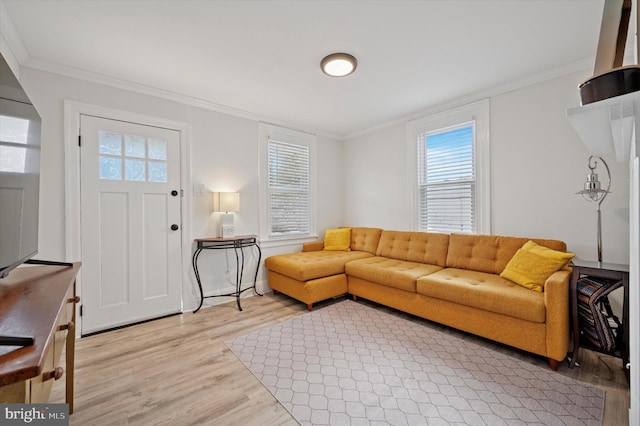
<box><xmin>0</xmin><ymin>263</ymin><xmax>81</xmax><ymax>413</ymax></box>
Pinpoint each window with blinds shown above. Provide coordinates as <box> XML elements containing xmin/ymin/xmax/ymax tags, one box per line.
<box><xmin>267</xmin><ymin>139</ymin><xmax>310</xmax><ymax>237</ymax></box>
<box><xmin>417</xmin><ymin>123</ymin><xmax>475</xmax><ymax>233</ymax></box>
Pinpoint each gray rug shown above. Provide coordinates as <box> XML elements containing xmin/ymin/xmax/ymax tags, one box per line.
<box><xmin>226</xmin><ymin>300</ymin><xmax>604</xmax><ymax>425</ymax></box>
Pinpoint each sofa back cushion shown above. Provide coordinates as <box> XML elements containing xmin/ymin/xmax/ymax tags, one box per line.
<box><xmin>351</xmin><ymin>227</ymin><xmax>383</xmax><ymax>254</ymax></box>
<box><xmin>446</xmin><ymin>233</ymin><xmax>567</xmax><ymax>275</ymax></box>
<box><xmin>375</xmin><ymin>231</ymin><xmax>449</xmax><ymax>266</ymax></box>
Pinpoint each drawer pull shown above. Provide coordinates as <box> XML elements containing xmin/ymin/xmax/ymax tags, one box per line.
<box><xmin>68</xmin><ymin>296</ymin><xmax>81</xmax><ymax>304</ymax></box>
<box><xmin>58</xmin><ymin>321</ymin><xmax>75</xmax><ymax>332</ymax></box>
<box><xmin>43</xmin><ymin>367</ymin><xmax>64</xmax><ymax>381</ymax></box>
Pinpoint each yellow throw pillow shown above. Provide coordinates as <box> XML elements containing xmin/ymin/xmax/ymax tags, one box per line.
<box><xmin>323</xmin><ymin>228</ymin><xmax>351</xmax><ymax>251</ymax></box>
<box><xmin>500</xmin><ymin>241</ymin><xmax>574</xmax><ymax>292</ymax></box>
<box><xmin>520</xmin><ymin>240</ymin><xmax>574</xmax><ymax>263</ymax></box>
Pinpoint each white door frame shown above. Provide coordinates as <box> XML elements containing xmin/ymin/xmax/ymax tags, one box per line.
<box><xmin>64</xmin><ymin>100</ymin><xmax>193</xmax><ymax>336</ymax></box>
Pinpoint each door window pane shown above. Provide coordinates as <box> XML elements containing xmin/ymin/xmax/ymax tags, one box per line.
<box><xmin>0</xmin><ymin>146</ymin><xmax>26</xmax><ymax>173</ymax></box>
<box><xmin>0</xmin><ymin>116</ymin><xmax>29</xmax><ymax>144</ymax></box>
<box><xmin>99</xmin><ymin>156</ymin><xmax>122</xmax><ymax>180</ymax></box>
<box><xmin>148</xmin><ymin>161</ymin><xmax>167</xmax><ymax>182</ymax></box>
<box><xmin>125</xmin><ymin>159</ymin><xmax>146</xmax><ymax>181</ymax></box>
<box><xmin>125</xmin><ymin>135</ymin><xmax>146</xmax><ymax>158</ymax></box>
<box><xmin>99</xmin><ymin>131</ymin><xmax>122</xmax><ymax>155</ymax></box>
<box><xmin>148</xmin><ymin>139</ymin><xmax>167</xmax><ymax>160</ymax></box>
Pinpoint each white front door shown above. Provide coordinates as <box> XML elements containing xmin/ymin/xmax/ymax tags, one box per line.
<box><xmin>80</xmin><ymin>114</ymin><xmax>182</xmax><ymax>334</ymax></box>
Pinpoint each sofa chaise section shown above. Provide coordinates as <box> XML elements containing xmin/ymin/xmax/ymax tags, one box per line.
<box><xmin>264</xmin><ymin>227</ymin><xmax>382</xmax><ymax>310</ymax></box>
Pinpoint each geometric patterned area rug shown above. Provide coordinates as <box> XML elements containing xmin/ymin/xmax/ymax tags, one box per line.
<box><xmin>226</xmin><ymin>300</ymin><xmax>604</xmax><ymax>425</ymax></box>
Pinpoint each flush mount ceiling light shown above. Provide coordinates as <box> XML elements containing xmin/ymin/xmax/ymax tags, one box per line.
<box><xmin>320</xmin><ymin>53</ymin><xmax>358</xmax><ymax>77</ymax></box>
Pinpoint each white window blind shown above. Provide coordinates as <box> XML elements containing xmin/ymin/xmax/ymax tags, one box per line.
<box><xmin>268</xmin><ymin>138</ymin><xmax>310</xmax><ymax>237</ymax></box>
<box><xmin>417</xmin><ymin>123</ymin><xmax>475</xmax><ymax>233</ymax></box>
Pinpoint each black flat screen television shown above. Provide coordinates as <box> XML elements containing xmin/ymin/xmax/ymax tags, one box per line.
<box><xmin>0</xmin><ymin>53</ymin><xmax>41</xmax><ymax>279</ymax></box>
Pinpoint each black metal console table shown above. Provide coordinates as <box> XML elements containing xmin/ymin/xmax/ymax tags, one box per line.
<box><xmin>192</xmin><ymin>235</ymin><xmax>262</xmax><ymax>312</ymax></box>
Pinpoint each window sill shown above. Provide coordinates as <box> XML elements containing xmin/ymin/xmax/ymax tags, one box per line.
<box><xmin>259</xmin><ymin>234</ymin><xmax>320</xmax><ymax>249</ymax></box>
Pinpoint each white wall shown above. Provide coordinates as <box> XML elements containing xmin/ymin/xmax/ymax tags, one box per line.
<box><xmin>18</xmin><ymin>67</ymin><xmax>343</xmax><ymax>310</ymax></box>
<box><xmin>343</xmin><ymin>70</ymin><xmax>630</xmax><ymax>311</ymax></box>
<box><xmin>490</xmin><ymin>71</ymin><xmax>629</xmax><ymax>265</ymax></box>
<box><xmin>343</xmin><ymin>124</ymin><xmax>411</xmax><ymax>229</ymax></box>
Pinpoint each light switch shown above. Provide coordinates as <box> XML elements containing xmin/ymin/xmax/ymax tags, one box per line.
<box><xmin>193</xmin><ymin>184</ymin><xmax>207</xmax><ymax>196</ymax></box>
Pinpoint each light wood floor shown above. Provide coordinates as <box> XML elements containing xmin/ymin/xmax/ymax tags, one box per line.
<box><xmin>51</xmin><ymin>294</ymin><xmax>630</xmax><ymax>426</ymax></box>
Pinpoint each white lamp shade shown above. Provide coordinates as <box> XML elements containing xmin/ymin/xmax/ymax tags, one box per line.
<box><xmin>213</xmin><ymin>192</ymin><xmax>239</xmax><ymax>213</ymax></box>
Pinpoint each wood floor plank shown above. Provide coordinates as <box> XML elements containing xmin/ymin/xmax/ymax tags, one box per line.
<box><xmin>50</xmin><ymin>294</ymin><xmax>630</xmax><ymax>425</ymax></box>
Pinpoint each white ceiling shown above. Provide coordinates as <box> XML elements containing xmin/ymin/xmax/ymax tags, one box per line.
<box><xmin>1</xmin><ymin>0</ymin><xmax>608</xmax><ymax>138</ymax></box>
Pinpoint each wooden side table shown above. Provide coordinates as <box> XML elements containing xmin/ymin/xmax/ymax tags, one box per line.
<box><xmin>0</xmin><ymin>263</ymin><xmax>81</xmax><ymax>412</ymax></box>
<box><xmin>569</xmin><ymin>259</ymin><xmax>629</xmax><ymax>380</ymax></box>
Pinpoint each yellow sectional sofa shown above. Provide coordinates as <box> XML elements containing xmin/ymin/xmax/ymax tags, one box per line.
<box><xmin>264</xmin><ymin>229</ymin><xmax>572</xmax><ymax>370</ymax></box>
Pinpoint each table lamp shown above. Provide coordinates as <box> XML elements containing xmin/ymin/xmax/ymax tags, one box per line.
<box><xmin>213</xmin><ymin>192</ymin><xmax>240</xmax><ymax>237</ymax></box>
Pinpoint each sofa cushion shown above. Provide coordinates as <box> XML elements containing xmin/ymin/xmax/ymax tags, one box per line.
<box><xmin>302</xmin><ymin>240</ymin><xmax>325</xmax><ymax>252</ymax></box>
<box><xmin>416</xmin><ymin>268</ymin><xmax>545</xmax><ymax>323</ymax></box>
<box><xmin>350</xmin><ymin>227</ymin><xmax>383</xmax><ymax>254</ymax></box>
<box><xmin>265</xmin><ymin>250</ymin><xmax>373</xmax><ymax>282</ymax></box>
<box><xmin>375</xmin><ymin>231</ymin><xmax>449</xmax><ymax>266</ymax></box>
<box><xmin>445</xmin><ymin>233</ymin><xmax>568</xmax><ymax>275</ymax></box>
<box><xmin>323</xmin><ymin>227</ymin><xmax>351</xmax><ymax>251</ymax></box>
<box><xmin>346</xmin><ymin>256</ymin><xmax>443</xmax><ymax>292</ymax></box>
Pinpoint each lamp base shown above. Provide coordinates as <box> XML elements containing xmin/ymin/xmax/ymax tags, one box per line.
<box><xmin>221</xmin><ymin>225</ymin><xmax>235</xmax><ymax>238</ymax></box>
<box><xmin>220</xmin><ymin>213</ymin><xmax>235</xmax><ymax>237</ymax></box>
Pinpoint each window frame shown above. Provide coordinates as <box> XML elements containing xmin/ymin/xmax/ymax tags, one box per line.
<box><xmin>407</xmin><ymin>99</ymin><xmax>491</xmax><ymax>235</ymax></box>
<box><xmin>258</xmin><ymin>122</ymin><xmax>317</xmax><ymax>246</ymax></box>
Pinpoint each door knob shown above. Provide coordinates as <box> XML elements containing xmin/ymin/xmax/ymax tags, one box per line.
<box><xmin>171</xmin><ymin>224</ymin><xmax>179</xmax><ymax>231</ymax></box>
<box><xmin>171</xmin><ymin>190</ymin><xmax>178</xmax><ymax>196</ymax></box>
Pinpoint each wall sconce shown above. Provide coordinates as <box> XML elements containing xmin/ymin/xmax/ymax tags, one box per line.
<box><xmin>575</xmin><ymin>156</ymin><xmax>611</xmax><ymax>264</ymax></box>
<box><xmin>213</xmin><ymin>192</ymin><xmax>240</xmax><ymax>237</ymax></box>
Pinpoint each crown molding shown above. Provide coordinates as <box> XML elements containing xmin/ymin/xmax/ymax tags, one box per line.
<box><xmin>22</xmin><ymin>53</ymin><xmax>597</xmax><ymax>143</ymax></box>
<box><xmin>342</xmin><ymin>57</ymin><xmax>597</xmax><ymax>141</ymax></box>
<box><xmin>20</xmin><ymin>55</ymin><xmax>342</xmax><ymax>141</ymax></box>
<box><xmin>0</xmin><ymin>0</ymin><xmax>28</xmax><ymax>77</ymax></box>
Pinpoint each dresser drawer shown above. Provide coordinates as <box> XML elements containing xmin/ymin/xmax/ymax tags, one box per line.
<box><xmin>0</xmin><ymin>380</ymin><xmax>28</xmax><ymax>403</ymax></box>
<box><xmin>0</xmin><ymin>345</ymin><xmax>56</xmax><ymax>404</ymax></box>
<box><xmin>28</xmin><ymin>342</ymin><xmax>57</xmax><ymax>404</ymax></box>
